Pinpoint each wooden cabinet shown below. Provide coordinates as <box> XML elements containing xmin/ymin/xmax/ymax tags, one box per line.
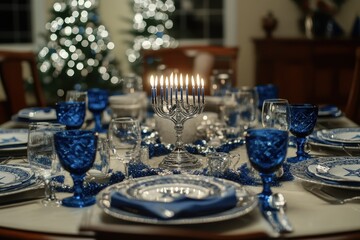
<box><xmin>254</xmin><ymin>38</ymin><xmax>360</xmax><ymax>109</ymax></box>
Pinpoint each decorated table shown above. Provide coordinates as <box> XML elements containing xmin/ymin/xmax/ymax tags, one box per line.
<box><xmin>0</xmin><ymin>113</ymin><xmax>360</xmax><ymax>240</ymax></box>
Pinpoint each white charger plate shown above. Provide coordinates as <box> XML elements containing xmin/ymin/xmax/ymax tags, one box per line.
<box><xmin>97</xmin><ymin>174</ymin><xmax>257</xmax><ymax>225</ymax></box>
<box><xmin>0</xmin><ymin>129</ymin><xmax>28</xmax><ymax>148</ymax></box>
<box><xmin>318</xmin><ymin>128</ymin><xmax>360</xmax><ymax>144</ymax></box>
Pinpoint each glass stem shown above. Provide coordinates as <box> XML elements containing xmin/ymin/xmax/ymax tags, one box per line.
<box><xmin>260</xmin><ymin>173</ymin><xmax>274</xmax><ymax>197</ymax></box>
<box><xmin>93</xmin><ymin>113</ymin><xmax>102</xmax><ymax>131</ymax></box>
<box><xmin>296</xmin><ymin>136</ymin><xmax>306</xmax><ymax>158</ymax></box>
<box><xmin>71</xmin><ymin>173</ymin><xmax>85</xmax><ymax>200</ymax></box>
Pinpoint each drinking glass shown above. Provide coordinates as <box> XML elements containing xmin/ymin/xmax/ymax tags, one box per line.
<box><xmin>255</xmin><ymin>84</ymin><xmax>279</xmax><ymax>110</ymax></box>
<box><xmin>262</xmin><ymin>99</ymin><xmax>290</xmax><ymax>130</ymax></box>
<box><xmin>245</xmin><ymin>128</ymin><xmax>288</xmax><ymax>200</ymax></box>
<box><xmin>235</xmin><ymin>87</ymin><xmax>258</xmax><ymax>133</ymax></box>
<box><xmin>108</xmin><ymin>117</ymin><xmax>141</xmax><ymax>178</ymax></box>
<box><xmin>56</xmin><ymin>101</ymin><xmax>86</xmax><ymax>130</ymax></box>
<box><xmin>28</xmin><ymin>122</ymin><xmax>66</xmax><ymax>206</ymax></box>
<box><xmin>87</xmin><ymin>88</ymin><xmax>109</xmax><ymax>133</ymax></box>
<box><xmin>65</xmin><ymin>90</ymin><xmax>87</xmax><ymax>102</ymax></box>
<box><xmin>288</xmin><ymin>104</ymin><xmax>318</xmax><ymax>163</ymax></box>
<box><xmin>54</xmin><ymin>130</ymin><xmax>98</xmax><ymax>208</ymax></box>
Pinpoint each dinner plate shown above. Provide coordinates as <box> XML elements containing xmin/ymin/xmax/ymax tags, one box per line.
<box><xmin>0</xmin><ymin>129</ymin><xmax>28</xmax><ymax>148</ymax></box>
<box><xmin>291</xmin><ymin>157</ymin><xmax>360</xmax><ymax>190</ymax></box>
<box><xmin>308</xmin><ymin>131</ymin><xmax>360</xmax><ymax>153</ymax></box>
<box><xmin>318</xmin><ymin>128</ymin><xmax>360</xmax><ymax>144</ymax></box>
<box><xmin>17</xmin><ymin>107</ymin><xmax>57</xmax><ymax>121</ymax></box>
<box><xmin>307</xmin><ymin>158</ymin><xmax>360</xmax><ymax>183</ymax></box>
<box><xmin>97</xmin><ymin>175</ymin><xmax>257</xmax><ymax>225</ymax></box>
<box><xmin>0</xmin><ymin>164</ymin><xmax>34</xmax><ymax>191</ymax></box>
<box><xmin>318</xmin><ymin>105</ymin><xmax>342</xmax><ymax>117</ymax></box>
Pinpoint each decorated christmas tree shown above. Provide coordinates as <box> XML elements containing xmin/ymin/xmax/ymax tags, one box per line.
<box><xmin>38</xmin><ymin>0</ymin><xmax>121</xmax><ymax>103</ymax></box>
<box><xmin>126</xmin><ymin>0</ymin><xmax>178</xmax><ymax>75</ymax></box>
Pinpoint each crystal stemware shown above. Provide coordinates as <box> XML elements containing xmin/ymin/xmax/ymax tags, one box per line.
<box><xmin>54</xmin><ymin>130</ymin><xmax>98</xmax><ymax>208</ymax></box>
<box><xmin>87</xmin><ymin>88</ymin><xmax>109</xmax><ymax>133</ymax></box>
<box><xmin>288</xmin><ymin>104</ymin><xmax>318</xmax><ymax>163</ymax></box>
<box><xmin>261</xmin><ymin>98</ymin><xmax>290</xmax><ymax>131</ymax></box>
<box><xmin>245</xmin><ymin>128</ymin><xmax>288</xmax><ymax>200</ymax></box>
<box><xmin>108</xmin><ymin>117</ymin><xmax>141</xmax><ymax>179</ymax></box>
<box><xmin>56</xmin><ymin>101</ymin><xmax>86</xmax><ymax>130</ymax></box>
<box><xmin>27</xmin><ymin>122</ymin><xmax>66</xmax><ymax>206</ymax></box>
<box><xmin>235</xmin><ymin>86</ymin><xmax>258</xmax><ymax>134</ymax></box>
<box><xmin>65</xmin><ymin>90</ymin><xmax>87</xmax><ymax>102</ymax></box>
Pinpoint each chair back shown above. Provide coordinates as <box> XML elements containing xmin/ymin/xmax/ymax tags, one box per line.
<box><xmin>345</xmin><ymin>47</ymin><xmax>360</xmax><ymax>125</ymax></box>
<box><xmin>0</xmin><ymin>50</ymin><xmax>46</xmax><ymax>121</ymax></box>
<box><xmin>142</xmin><ymin>45</ymin><xmax>239</xmax><ymax>95</ymax></box>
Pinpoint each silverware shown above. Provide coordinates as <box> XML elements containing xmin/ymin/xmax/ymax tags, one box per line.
<box><xmin>259</xmin><ymin>193</ymin><xmax>293</xmax><ymax>233</ymax></box>
<box><xmin>303</xmin><ymin>183</ymin><xmax>360</xmax><ymax>204</ymax></box>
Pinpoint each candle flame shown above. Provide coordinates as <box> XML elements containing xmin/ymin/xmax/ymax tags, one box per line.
<box><xmin>160</xmin><ymin>75</ymin><xmax>164</xmax><ymax>87</ymax></box>
<box><xmin>191</xmin><ymin>75</ymin><xmax>195</xmax><ymax>87</ymax></box>
<box><xmin>150</xmin><ymin>75</ymin><xmax>154</xmax><ymax>87</ymax></box>
<box><xmin>196</xmin><ymin>74</ymin><xmax>200</xmax><ymax>87</ymax></box>
<box><xmin>180</xmin><ymin>74</ymin><xmax>183</xmax><ymax>87</ymax></box>
<box><xmin>165</xmin><ymin>76</ymin><xmax>169</xmax><ymax>86</ymax></box>
<box><xmin>155</xmin><ymin>75</ymin><xmax>158</xmax><ymax>87</ymax></box>
<box><xmin>170</xmin><ymin>73</ymin><xmax>174</xmax><ymax>86</ymax></box>
<box><xmin>186</xmin><ymin>74</ymin><xmax>189</xmax><ymax>87</ymax></box>
<box><xmin>201</xmin><ymin>78</ymin><xmax>204</xmax><ymax>87</ymax></box>
<box><xmin>174</xmin><ymin>73</ymin><xmax>178</xmax><ymax>87</ymax></box>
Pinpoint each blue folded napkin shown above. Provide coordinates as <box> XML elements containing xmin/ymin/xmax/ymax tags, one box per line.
<box><xmin>110</xmin><ymin>186</ymin><xmax>238</xmax><ymax>219</ymax></box>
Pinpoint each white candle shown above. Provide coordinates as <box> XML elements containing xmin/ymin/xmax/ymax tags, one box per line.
<box><xmin>185</xmin><ymin>74</ymin><xmax>189</xmax><ymax>104</ymax></box>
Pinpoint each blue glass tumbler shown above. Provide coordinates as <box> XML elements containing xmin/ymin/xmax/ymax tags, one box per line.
<box><xmin>87</xmin><ymin>88</ymin><xmax>109</xmax><ymax>133</ymax></box>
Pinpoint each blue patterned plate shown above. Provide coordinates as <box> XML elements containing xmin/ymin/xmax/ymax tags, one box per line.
<box><xmin>318</xmin><ymin>128</ymin><xmax>360</xmax><ymax>144</ymax></box>
<box><xmin>17</xmin><ymin>107</ymin><xmax>57</xmax><ymax>121</ymax></box>
<box><xmin>0</xmin><ymin>164</ymin><xmax>34</xmax><ymax>191</ymax></box>
<box><xmin>291</xmin><ymin>157</ymin><xmax>360</xmax><ymax>190</ymax></box>
<box><xmin>308</xmin><ymin>158</ymin><xmax>360</xmax><ymax>183</ymax></box>
<box><xmin>97</xmin><ymin>175</ymin><xmax>257</xmax><ymax>225</ymax></box>
<box><xmin>0</xmin><ymin>129</ymin><xmax>28</xmax><ymax>148</ymax></box>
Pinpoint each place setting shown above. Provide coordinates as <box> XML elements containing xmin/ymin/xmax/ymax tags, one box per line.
<box><xmin>0</xmin><ymin>129</ymin><xmax>29</xmax><ymax>161</ymax></box>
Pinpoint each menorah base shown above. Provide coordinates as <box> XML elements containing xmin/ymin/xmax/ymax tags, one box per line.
<box><xmin>159</xmin><ymin>149</ymin><xmax>202</xmax><ymax>170</ymax></box>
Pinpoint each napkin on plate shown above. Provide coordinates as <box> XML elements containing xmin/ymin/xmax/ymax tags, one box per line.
<box><xmin>110</xmin><ymin>186</ymin><xmax>238</xmax><ymax>219</ymax></box>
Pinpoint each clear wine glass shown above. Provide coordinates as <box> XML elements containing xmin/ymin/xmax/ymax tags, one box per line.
<box><xmin>261</xmin><ymin>99</ymin><xmax>290</xmax><ymax>131</ymax></box>
<box><xmin>65</xmin><ymin>90</ymin><xmax>87</xmax><ymax>102</ymax></box>
<box><xmin>108</xmin><ymin>117</ymin><xmax>141</xmax><ymax>179</ymax></box>
<box><xmin>288</xmin><ymin>104</ymin><xmax>318</xmax><ymax>163</ymax></box>
<box><xmin>87</xmin><ymin>88</ymin><xmax>109</xmax><ymax>133</ymax></box>
<box><xmin>27</xmin><ymin>122</ymin><xmax>66</xmax><ymax>206</ymax></box>
<box><xmin>245</xmin><ymin>128</ymin><xmax>288</xmax><ymax>201</ymax></box>
<box><xmin>235</xmin><ymin>87</ymin><xmax>258</xmax><ymax>134</ymax></box>
<box><xmin>56</xmin><ymin>101</ymin><xmax>86</xmax><ymax>130</ymax></box>
<box><xmin>54</xmin><ymin>130</ymin><xmax>98</xmax><ymax>208</ymax></box>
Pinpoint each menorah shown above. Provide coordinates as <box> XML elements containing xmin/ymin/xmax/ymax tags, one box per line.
<box><xmin>150</xmin><ymin>73</ymin><xmax>205</xmax><ymax>170</ymax></box>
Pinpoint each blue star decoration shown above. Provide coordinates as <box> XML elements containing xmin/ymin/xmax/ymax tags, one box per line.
<box><xmin>0</xmin><ymin>137</ymin><xmax>20</xmax><ymax>144</ymax></box>
<box><xmin>343</xmin><ymin>168</ymin><xmax>360</xmax><ymax>178</ymax></box>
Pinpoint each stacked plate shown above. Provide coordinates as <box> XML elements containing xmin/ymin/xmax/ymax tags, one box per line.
<box><xmin>97</xmin><ymin>174</ymin><xmax>257</xmax><ymax>224</ymax></box>
<box><xmin>318</xmin><ymin>105</ymin><xmax>342</xmax><ymax>118</ymax></box>
<box><xmin>291</xmin><ymin>156</ymin><xmax>360</xmax><ymax>190</ymax></box>
<box><xmin>0</xmin><ymin>129</ymin><xmax>28</xmax><ymax>160</ymax></box>
<box><xmin>0</xmin><ymin>164</ymin><xmax>38</xmax><ymax>197</ymax></box>
<box><xmin>15</xmin><ymin>107</ymin><xmax>57</xmax><ymax>123</ymax></box>
<box><xmin>308</xmin><ymin>128</ymin><xmax>360</xmax><ymax>153</ymax></box>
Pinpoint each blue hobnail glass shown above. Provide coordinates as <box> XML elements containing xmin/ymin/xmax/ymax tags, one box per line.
<box><xmin>87</xmin><ymin>88</ymin><xmax>109</xmax><ymax>133</ymax></box>
<box><xmin>288</xmin><ymin>104</ymin><xmax>318</xmax><ymax>163</ymax></box>
<box><xmin>255</xmin><ymin>84</ymin><xmax>279</xmax><ymax>110</ymax></box>
<box><xmin>54</xmin><ymin>130</ymin><xmax>98</xmax><ymax>208</ymax></box>
<box><xmin>56</xmin><ymin>102</ymin><xmax>86</xmax><ymax>130</ymax></box>
<box><xmin>245</xmin><ymin>128</ymin><xmax>288</xmax><ymax>200</ymax></box>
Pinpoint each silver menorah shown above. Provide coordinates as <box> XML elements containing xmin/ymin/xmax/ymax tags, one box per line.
<box><xmin>150</xmin><ymin>73</ymin><xmax>205</xmax><ymax>170</ymax></box>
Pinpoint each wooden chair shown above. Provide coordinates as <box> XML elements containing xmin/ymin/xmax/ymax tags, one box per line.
<box><xmin>345</xmin><ymin>47</ymin><xmax>360</xmax><ymax>125</ymax></box>
<box><xmin>142</xmin><ymin>45</ymin><xmax>239</xmax><ymax>95</ymax></box>
<box><xmin>0</xmin><ymin>50</ymin><xmax>46</xmax><ymax>123</ymax></box>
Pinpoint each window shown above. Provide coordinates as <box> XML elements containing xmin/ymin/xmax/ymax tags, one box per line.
<box><xmin>171</xmin><ymin>0</ymin><xmax>224</xmax><ymax>44</ymax></box>
<box><xmin>0</xmin><ymin>0</ymin><xmax>32</xmax><ymax>43</ymax></box>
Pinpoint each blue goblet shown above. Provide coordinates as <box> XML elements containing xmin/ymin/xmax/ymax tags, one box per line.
<box><xmin>56</xmin><ymin>102</ymin><xmax>86</xmax><ymax>130</ymax></box>
<box><xmin>288</xmin><ymin>104</ymin><xmax>318</xmax><ymax>163</ymax></box>
<box><xmin>54</xmin><ymin>130</ymin><xmax>98</xmax><ymax>207</ymax></box>
<box><xmin>87</xmin><ymin>88</ymin><xmax>109</xmax><ymax>133</ymax></box>
<box><xmin>245</xmin><ymin>128</ymin><xmax>288</xmax><ymax>199</ymax></box>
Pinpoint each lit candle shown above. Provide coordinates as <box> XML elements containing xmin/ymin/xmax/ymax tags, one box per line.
<box><xmin>201</xmin><ymin>78</ymin><xmax>205</xmax><ymax>104</ymax></box>
<box><xmin>165</xmin><ymin>76</ymin><xmax>169</xmax><ymax>102</ymax></box>
<box><xmin>185</xmin><ymin>74</ymin><xmax>189</xmax><ymax>104</ymax></box>
<box><xmin>160</xmin><ymin>75</ymin><xmax>164</xmax><ymax>103</ymax></box>
<box><xmin>180</xmin><ymin>74</ymin><xmax>183</xmax><ymax>101</ymax></box>
<box><xmin>196</xmin><ymin>74</ymin><xmax>200</xmax><ymax>104</ymax></box>
<box><xmin>191</xmin><ymin>75</ymin><xmax>195</xmax><ymax>105</ymax></box>
<box><xmin>154</xmin><ymin>75</ymin><xmax>158</xmax><ymax>104</ymax></box>
<box><xmin>174</xmin><ymin>73</ymin><xmax>178</xmax><ymax>102</ymax></box>
<box><xmin>170</xmin><ymin>73</ymin><xmax>174</xmax><ymax>105</ymax></box>
<box><xmin>150</xmin><ymin>75</ymin><xmax>155</xmax><ymax>104</ymax></box>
